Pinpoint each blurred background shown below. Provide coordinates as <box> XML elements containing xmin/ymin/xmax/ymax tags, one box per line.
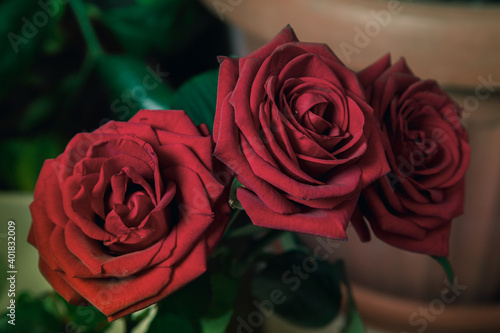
<box><xmin>0</xmin><ymin>0</ymin><xmax>231</xmax><ymax>192</ymax></box>
<box><xmin>1</xmin><ymin>0</ymin><xmax>500</xmax><ymax>332</ymax></box>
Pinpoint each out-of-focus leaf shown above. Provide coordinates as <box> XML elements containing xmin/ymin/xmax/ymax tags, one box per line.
<box><xmin>148</xmin><ymin>272</ymin><xmax>238</xmax><ymax>333</ymax></box>
<box><xmin>279</xmin><ymin>231</ymin><xmax>300</xmax><ymax>252</ymax></box>
<box><xmin>0</xmin><ymin>292</ymin><xmax>61</xmax><ymax>333</ymax></box>
<box><xmin>43</xmin><ymin>293</ymin><xmax>109</xmax><ymax>333</ymax></box>
<box><xmin>96</xmin><ymin>54</ymin><xmax>174</xmax><ymax>121</ymax></box>
<box><xmin>100</xmin><ymin>0</ymin><xmax>199</xmax><ymax>58</ymax></box>
<box><xmin>136</xmin><ymin>0</ymin><xmax>158</xmax><ymax>5</ymax></box>
<box><xmin>53</xmin><ymin>294</ymin><xmax>109</xmax><ymax>332</ymax></box>
<box><xmin>0</xmin><ymin>292</ymin><xmax>109</xmax><ymax>333</ymax></box>
<box><xmin>0</xmin><ymin>135</ymin><xmax>64</xmax><ymax>190</ymax></box>
<box><xmin>205</xmin><ymin>274</ymin><xmax>238</xmax><ymax>318</ymax></box>
<box><xmin>251</xmin><ymin>250</ymin><xmax>342</xmax><ymax>328</ymax></box>
<box><xmin>171</xmin><ymin>69</ymin><xmax>218</xmax><ymax>130</ymax></box>
<box><xmin>201</xmin><ymin>311</ymin><xmax>232</xmax><ymax>333</ymax></box>
<box><xmin>41</xmin><ymin>20</ymin><xmax>67</xmax><ymax>55</ymax></box>
<box><xmin>201</xmin><ymin>273</ymin><xmax>239</xmax><ymax>333</ymax></box>
<box><xmin>18</xmin><ymin>95</ymin><xmax>56</xmax><ymax>132</ymax></box>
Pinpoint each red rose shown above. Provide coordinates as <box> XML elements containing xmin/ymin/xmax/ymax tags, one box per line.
<box><xmin>213</xmin><ymin>26</ymin><xmax>389</xmax><ymax>239</ymax></box>
<box><xmin>28</xmin><ymin>110</ymin><xmax>230</xmax><ymax>320</ymax></box>
<box><xmin>353</xmin><ymin>56</ymin><xmax>470</xmax><ymax>256</ymax></box>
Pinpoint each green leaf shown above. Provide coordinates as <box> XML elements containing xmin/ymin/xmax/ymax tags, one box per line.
<box><xmin>251</xmin><ymin>250</ymin><xmax>342</xmax><ymax>328</ymax></box>
<box><xmin>431</xmin><ymin>256</ymin><xmax>455</xmax><ymax>284</ymax></box>
<box><xmin>171</xmin><ymin>69</ymin><xmax>219</xmax><ymax>130</ymax></box>
<box><xmin>205</xmin><ymin>274</ymin><xmax>239</xmax><ymax>318</ymax></box>
<box><xmin>0</xmin><ymin>292</ymin><xmax>109</xmax><ymax>333</ymax></box>
<box><xmin>279</xmin><ymin>231</ymin><xmax>303</xmax><ymax>252</ymax></box>
<box><xmin>41</xmin><ymin>20</ymin><xmax>67</xmax><ymax>55</ymax></box>
<box><xmin>0</xmin><ymin>292</ymin><xmax>61</xmax><ymax>333</ymax></box>
<box><xmin>69</xmin><ymin>0</ymin><xmax>103</xmax><ymax>57</ymax></box>
<box><xmin>336</xmin><ymin>261</ymin><xmax>365</xmax><ymax>333</ymax></box>
<box><xmin>50</xmin><ymin>294</ymin><xmax>109</xmax><ymax>333</ymax></box>
<box><xmin>18</xmin><ymin>95</ymin><xmax>56</xmax><ymax>132</ymax></box>
<box><xmin>148</xmin><ymin>272</ymin><xmax>239</xmax><ymax>333</ymax></box>
<box><xmin>96</xmin><ymin>54</ymin><xmax>175</xmax><ymax>121</ymax></box>
<box><xmin>201</xmin><ymin>311</ymin><xmax>233</xmax><ymax>333</ymax></box>
<box><xmin>228</xmin><ymin>178</ymin><xmax>244</xmax><ymax>210</ymax></box>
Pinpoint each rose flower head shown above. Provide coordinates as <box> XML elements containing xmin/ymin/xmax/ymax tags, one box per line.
<box><xmin>28</xmin><ymin>110</ymin><xmax>230</xmax><ymax>320</ymax></box>
<box><xmin>213</xmin><ymin>26</ymin><xmax>389</xmax><ymax>239</ymax></box>
<box><xmin>353</xmin><ymin>55</ymin><xmax>470</xmax><ymax>256</ymax></box>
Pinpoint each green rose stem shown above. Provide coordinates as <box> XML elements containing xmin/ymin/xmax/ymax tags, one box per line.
<box><xmin>69</xmin><ymin>0</ymin><xmax>104</xmax><ymax>57</ymax></box>
<box><xmin>48</xmin><ymin>0</ymin><xmax>101</xmax><ymax>116</ymax></box>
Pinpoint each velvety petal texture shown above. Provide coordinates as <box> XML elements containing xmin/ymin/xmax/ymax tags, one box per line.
<box><xmin>28</xmin><ymin>110</ymin><xmax>230</xmax><ymax>321</ymax></box>
<box><xmin>213</xmin><ymin>26</ymin><xmax>389</xmax><ymax>239</ymax></box>
<box><xmin>355</xmin><ymin>55</ymin><xmax>470</xmax><ymax>256</ymax></box>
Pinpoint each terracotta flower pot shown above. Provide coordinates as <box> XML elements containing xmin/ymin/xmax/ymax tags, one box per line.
<box><xmin>199</xmin><ymin>0</ymin><xmax>500</xmax><ymax>331</ymax></box>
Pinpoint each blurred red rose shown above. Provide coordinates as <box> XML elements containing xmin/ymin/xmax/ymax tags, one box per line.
<box><xmin>28</xmin><ymin>110</ymin><xmax>230</xmax><ymax>320</ymax></box>
<box><xmin>353</xmin><ymin>56</ymin><xmax>470</xmax><ymax>256</ymax></box>
<box><xmin>213</xmin><ymin>26</ymin><xmax>389</xmax><ymax>239</ymax></box>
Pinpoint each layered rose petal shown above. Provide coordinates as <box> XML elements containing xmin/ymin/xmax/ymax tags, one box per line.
<box><xmin>237</xmin><ymin>188</ymin><xmax>358</xmax><ymax>240</ymax></box>
<box><xmin>28</xmin><ymin>110</ymin><xmax>230</xmax><ymax>320</ymax></box>
<box><xmin>355</xmin><ymin>56</ymin><xmax>470</xmax><ymax>256</ymax></box>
